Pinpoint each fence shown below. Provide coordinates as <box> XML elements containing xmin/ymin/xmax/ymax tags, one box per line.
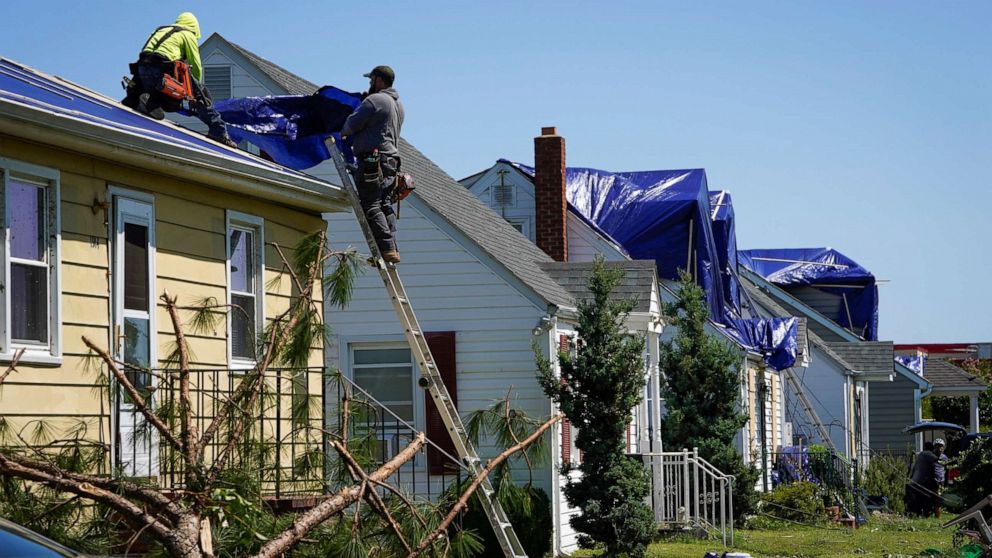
<box><xmin>116</xmin><ymin>367</ymin><xmax>470</xmax><ymax>502</ymax></box>
<box><xmin>770</xmin><ymin>447</ymin><xmax>866</xmax><ymax>522</ymax></box>
<box><xmin>641</xmin><ymin>448</ymin><xmax>735</xmax><ymax>546</ymax></box>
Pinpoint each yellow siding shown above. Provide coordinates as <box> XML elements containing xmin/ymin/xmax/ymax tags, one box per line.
<box><xmin>0</xmin><ymin>137</ymin><xmax>328</xmax><ymax>459</ymax></box>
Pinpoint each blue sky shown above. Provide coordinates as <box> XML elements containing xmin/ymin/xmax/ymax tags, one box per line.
<box><xmin>2</xmin><ymin>1</ymin><xmax>989</xmax><ymax>342</ymax></box>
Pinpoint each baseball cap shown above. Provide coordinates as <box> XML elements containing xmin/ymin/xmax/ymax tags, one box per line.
<box><xmin>363</xmin><ymin>65</ymin><xmax>395</xmax><ymax>83</ymax></box>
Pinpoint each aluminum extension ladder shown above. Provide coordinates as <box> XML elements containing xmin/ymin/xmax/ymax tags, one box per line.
<box><xmin>326</xmin><ymin>139</ymin><xmax>528</xmax><ymax>558</ymax></box>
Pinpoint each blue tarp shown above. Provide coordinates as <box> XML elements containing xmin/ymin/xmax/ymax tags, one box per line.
<box><xmin>896</xmin><ymin>355</ymin><xmax>926</xmax><ymax>376</ymax></box>
<box><xmin>709</xmin><ymin>191</ymin><xmax>740</xmax><ymax>312</ymax></box>
<box><xmin>509</xmin><ymin>162</ymin><xmax>798</xmax><ymax>370</ymax></box>
<box><xmin>214</xmin><ymin>86</ymin><xmax>361</xmax><ymax>169</ymax></box>
<box><xmin>0</xmin><ymin>59</ymin><xmax>290</xmax><ymax>170</ymax></box>
<box><xmin>739</xmin><ymin>248</ymin><xmax>879</xmax><ymax>340</ymax></box>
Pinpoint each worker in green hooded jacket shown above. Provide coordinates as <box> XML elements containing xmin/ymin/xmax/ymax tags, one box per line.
<box><xmin>122</xmin><ymin>12</ymin><xmax>236</xmax><ymax>147</ymax></box>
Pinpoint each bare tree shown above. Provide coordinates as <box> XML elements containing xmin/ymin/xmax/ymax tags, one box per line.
<box><xmin>0</xmin><ymin>231</ymin><xmax>556</xmax><ymax>558</ymax></box>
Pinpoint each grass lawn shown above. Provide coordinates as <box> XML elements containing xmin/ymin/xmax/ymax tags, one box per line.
<box><xmin>575</xmin><ymin>516</ymin><xmax>960</xmax><ymax>558</ymax></box>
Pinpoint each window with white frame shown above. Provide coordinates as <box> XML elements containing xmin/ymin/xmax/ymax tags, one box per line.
<box><xmin>226</xmin><ymin>212</ymin><xmax>264</xmax><ymax>364</ymax></box>
<box><xmin>350</xmin><ymin>345</ymin><xmax>416</xmax><ymax>461</ymax></box>
<box><xmin>0</xmin><ymin>159</ymin><xmax>60</xmax><ymax>362</ymax></box>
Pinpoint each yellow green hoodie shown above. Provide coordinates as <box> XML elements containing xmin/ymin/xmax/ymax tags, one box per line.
<box><xmin>141</xmin><ymin>12</ymin><xmax>204</xmax><ymax>81</ymax></box>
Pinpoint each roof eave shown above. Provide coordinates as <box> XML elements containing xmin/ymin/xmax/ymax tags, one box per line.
<box><xmin>0</xmin><ymin>101</ymin><xmax>347</xmax><ymax>213</ymax></box>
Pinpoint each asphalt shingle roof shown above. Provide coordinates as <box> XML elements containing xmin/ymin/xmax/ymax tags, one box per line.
<box><xmin>924</xmin><ymin>359</ymin><xmax>987</xmax><ymax>391</ymax></box>
<box><xmin>538</xmin><ymin>260</ymin><xmax>657</xmax><ymax>313</ymax></box>
<box><xmin>222</xmin><ymin>36</ymin><xmax>319</xmax><ymax>95</ymax></box>
<box><xmin>397</xmin><ymin>139</ymin><xmax>575</xmax><ymax>309</ymax></box>
<box><xmin>823</xmin><ymin>341</ymin><xmax>894</xmax><ymax>376</ymax></box>
<box><xmin>215</xmin><ymin>40</ymin><xmax>577</xmax><ymax>309</ymax></box>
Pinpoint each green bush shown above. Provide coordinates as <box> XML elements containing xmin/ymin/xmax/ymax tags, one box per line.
<box><xmin>862</xmin><ymin>453</ymin><xmax>909</xmax><ymax>514</ymax></box>
<box><xmin>458</xmin><ymin>485</ymin><xmax>552</xmax><ymax>558</ymax></box>
<box><xmin>947</xmin><ymin>436</ymin><xmax>992</xmax><ymax>512</ymax></box>
<box><xmin>759</xmin><ymin>482</ymin><xmax>825</xmax><ymax>524</ymax></box>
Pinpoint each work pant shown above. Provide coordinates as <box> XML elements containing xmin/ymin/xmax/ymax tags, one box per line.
<box><xmin>352</xmin><ymin>154</ymin><xmax>399</xmax><ymax>254</ymax></box>
<box><xmin>127</xmin><ymin>59</ymin><xmax>229</xmax><ymax>138</ymax></box>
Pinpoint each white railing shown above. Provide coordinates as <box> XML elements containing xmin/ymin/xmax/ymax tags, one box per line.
<box><xmin>642</xmin><ymin>448</ymin><xmax>735</xmax><ymax>546</ymax></box>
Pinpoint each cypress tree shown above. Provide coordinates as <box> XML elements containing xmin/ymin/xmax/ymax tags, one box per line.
<box><xmin>660</xmin><ymin>271</ymin><xmax>759</xmax><ymax>521</ymax></box>
<box><xmin>537</xmin><ymin>258</ymin><xmax>655</xmax><ymax>557</ymax></box>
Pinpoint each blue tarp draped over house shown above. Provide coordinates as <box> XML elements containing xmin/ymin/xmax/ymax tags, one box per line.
<box><xmin>738</xmin><ymin>248</ymin><xmax>879</xmax><ymax>341</ymax></box>
<box><xmin>709</xmin><ymin>190</ymin><xmax>740</xmax><ymax>312</ymax></box>
<box><xmin>213</xmin><ymin>86</ymin><xmax>361</xmax><ymax>169</ymax></box>
<box><xmin>725</xmin><ymin>316</ymin><xmax>799</xmax><ymax>371</ymax></box>
<box><xmin>509</xmin><ymin>161</ymin><xmax>798</xmax><ymax>370</ymax></box>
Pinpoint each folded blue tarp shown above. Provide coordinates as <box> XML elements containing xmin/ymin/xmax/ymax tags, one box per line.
<box><xmin>739</xmin><ymin>248</ymin><xmax>879</xmax><ymax>341</ymax></box>
<box><xmin>213</xmin><ymin>86</ymin><xmax>361</xmax><ymax>169</ymax></box>
<box><xmin>509</xmin><ymin>162</ymin><xmax>798</xmax><ymax>370</ymax></box>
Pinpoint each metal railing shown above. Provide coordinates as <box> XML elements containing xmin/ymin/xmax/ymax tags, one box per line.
<box><xmin>770</xmin><ymin>447</ymin><xmax>866</xmax><ymax>522</ymax></box>
<box><xmin>3</xmin><ymin>365</ymin><xmax>475</xmax><ymax>507</ymax></box>
<box><xmin>642</xmin><ymin>448</ymin><xmax>735</xmax><ymax>546</ymax></box>
<box><xmin>117</xmin><ymin>367</ymin><xmax>471</xmax><ymax>501</ymax></box>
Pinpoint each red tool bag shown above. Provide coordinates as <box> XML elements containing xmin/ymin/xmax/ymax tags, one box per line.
<box><xmin>159</xmin><ymin>60</ymin><xmax>193</xmax><ymax>102</ymax></box>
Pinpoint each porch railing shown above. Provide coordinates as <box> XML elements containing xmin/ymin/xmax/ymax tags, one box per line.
<box><xmin>114</xmin><ymin>367</ymin><xmax>471</xmax><ymax>502</ymax></box>
<box><xmin>642</xmin><ymin>448</ymin><xmax>735</xmax><ymax>546</ymax></box>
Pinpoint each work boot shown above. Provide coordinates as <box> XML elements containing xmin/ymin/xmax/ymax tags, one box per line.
<box><xmin>382</xmin><ymin>250</ymin><xmax>401</xmax><ymax>264</ymax></box>
<box><xmin>137</xmin><ymin>93</ymin><xmax>165</xmax><ymax>120</ymax></box>
<box><xmin>209</xmin><ymin>132</ymin><xmax>238</xmax><ymax>149</ymax></box>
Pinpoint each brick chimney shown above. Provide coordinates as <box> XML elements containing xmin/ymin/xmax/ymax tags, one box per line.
<box><xmin>534</xmin><ymin>126</ymin><xmax>567</xmax><ymax>261</ymax></box>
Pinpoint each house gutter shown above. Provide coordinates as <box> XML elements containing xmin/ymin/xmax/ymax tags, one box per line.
<box><xmin>0</xmin><ymin>101</ymin><xmax>348</xmax><ymax>213</ymax></box>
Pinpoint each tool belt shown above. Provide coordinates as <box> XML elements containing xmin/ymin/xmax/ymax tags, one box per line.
<box><xmin>358</xmin><ymin>150</ymin><xmax>415</xmax><ymax>214</ymax></box>
<box><xmin>129</xmin><ymin>53</ymin><xmax>194</xmax><ymax>102</ymax></box>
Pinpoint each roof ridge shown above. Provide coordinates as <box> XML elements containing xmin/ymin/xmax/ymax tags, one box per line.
<box><xmin>208</xmin><ymin>33</ymin><xmax>319</xmax><ymax>95</ymax></box>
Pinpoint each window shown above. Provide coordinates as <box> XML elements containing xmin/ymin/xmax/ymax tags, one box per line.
<box><xmin>506</xmin><ymin>218</ymin><xmax>529</xmax><ymax>237</ymax></box>
<box><xmin>0</xmin><ymin>159</ymin><xmax>60</xmax><ymax>363</ymax></box>
<box><xmin>226</xmin><ymin>212</ymin><xmax>264</xmax><ymax>365</ymax></box>
<box><xmin>351</xmin><ymin>345</ymin><xmax>416</xmax><ymax>461</ymax></box>
<box><xmin>204</xmin><ymin>65</ymin><xmax>232</xmax><ymax>101</ymax></box>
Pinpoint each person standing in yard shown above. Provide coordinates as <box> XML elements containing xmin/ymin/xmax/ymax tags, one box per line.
<box><xmin>933</xmin><ymin>438</ymin><xmax>948</xmax><ymax>517</ymax></box>
<box><xmin>341</xmin><ymin>66</ymin><xmax>405</xmax><ymax>264</ymax></box>
<box><xmin>907</xmin><ymin>442</ymin><xmax>939</xmax><ymax>516</ymax></box>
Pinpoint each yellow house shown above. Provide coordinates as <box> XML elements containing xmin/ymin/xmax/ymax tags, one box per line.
<box><xmin>0</xmin><ymin>58</ymin><xmax>345</xmax><ymax>489</ymax></box>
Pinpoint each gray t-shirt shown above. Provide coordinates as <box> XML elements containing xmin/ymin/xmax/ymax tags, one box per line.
<box><xmin>341</xmin><ymin>87</ymin><xmax>404</xmax><ymax>157</ymax></box>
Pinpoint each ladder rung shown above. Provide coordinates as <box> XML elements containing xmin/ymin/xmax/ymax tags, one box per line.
<box><xmin>326</xmin><ymin>138</ymin><xmax>525</xmax><ymax>558</ymax></box>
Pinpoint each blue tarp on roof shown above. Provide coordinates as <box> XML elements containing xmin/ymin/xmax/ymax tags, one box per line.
<box><xmin>214</xmin><ymin>86</ymin><xmax>361</xmax><ymax>169</ymax></box>
<box><xmin>509</xmin><ymin>161</ymin><xmax>798</xmax><ymax>370</ymax></box>
<box><xmin>738</xmin><ymin>248</ymin><xmax>879</xmax><ymax>340</ymax></box>
<box><xmin>896</xmin><ymin>355</ymin><xmax>925</xmax><ymax>376</ymax></box>
<box><xmin>709</xmin><ymin>191</ymin><xmax>740</xmax><ymax>312</ymax></box>
<box><xmin>0</xmin><ymin>58</ymin><xmax>289</xmax><ymax>170</ymax></box>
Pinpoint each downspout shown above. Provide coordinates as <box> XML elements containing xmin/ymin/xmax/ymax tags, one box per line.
<box><xmin>740</xmin><ymin>353</ymin><xmax>750</xmax><ymax>464</ymax></box>
<box><xmin>539</xmin><ymin>309</ymin><xmax>565</xmax><ymax>557</ymax></box>
<box><xmin>914</xmin><ymin>382</ymin><xmax>933</xmax><ymax>452</ymax></box>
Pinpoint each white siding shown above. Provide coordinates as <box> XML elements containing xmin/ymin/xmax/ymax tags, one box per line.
<box><xmin>323</xmin><ymin>204</ymin><xmax>553</xmax><ymax>496</ymax></box>
<box><xmin>467</xmin><ymin>162</ymin><xmax>628</xmax><ymax>263</ymax></box>
<box><xmin>551</xmin><ymin>323</ymin><xmax>581</xmax><ymax>554</ymax></box>
<box><xmin>473</xmin><ymin>164</ymin><xmax>536</xmax><ymax>240</ymax></box>
<box><xmin>784</xmin><ymin>347</ymin><xmax>852</xmax><ymax>458</ymax></box>
<box><xmin>567</xmin><ymin>213</ymin><xmax>627</xmax><ymax>262</ymax></box>
<box><xmin>169</xmin><ymin>43</ymin><xmax>340</xmax><ymax>185</ymax></box>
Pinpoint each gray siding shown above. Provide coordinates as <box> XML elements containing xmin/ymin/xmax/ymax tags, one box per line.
<box><xmin>868</xmin><ymin>372</ymin><xmax>918</xmax><ymax>457</ymax></box>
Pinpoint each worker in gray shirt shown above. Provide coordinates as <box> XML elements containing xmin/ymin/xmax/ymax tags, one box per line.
<box><xmin>342</xmin><ymin>65</ymin><xmax>405</xmax><ymax>264</ymax></box>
